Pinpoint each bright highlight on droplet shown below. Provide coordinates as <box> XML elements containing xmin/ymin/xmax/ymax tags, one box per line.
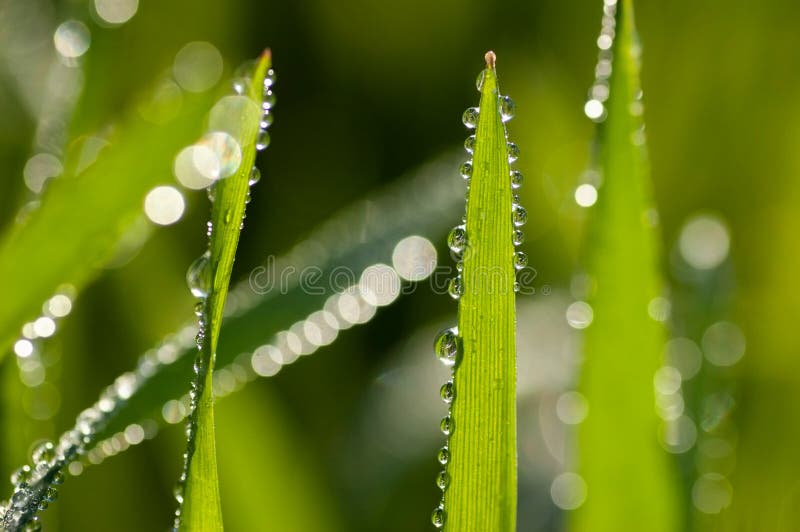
<box><xmin>678</xmin><ymin>214</ymin><xmax>730</xmax><ymax>270</ymax></box>
<box><xmin>54</xmin><ymin>20</ymin><xmax>91</xmax><ymax>59</ymax></box>
<box><xmin>144</xmin><ymin>186</ymin><xmax>185</xmax><ymax>225</ymax></box>
<box><xmin>566</xmin><ymin>301</ymin><xmax>594</xmax><ymax>329</ymax></box>
<box><xmin>550</xmin><ymin>472</ymin><xmax>588</xmax><ymax>510</ymax></box>
<box><xmin>47</xmin><ymin>294</ymin><xmax>73</xmax><ymax>317</ymax></box>
<box><xmin>14</xmin><ymin>339</ymin><xmax>34</xmax><ymax>358</ymax></box>
<box><xmin>584</xmin><ymin>99</ymin><xmax>605</xmax><ymax>121</ymax></box>
<box><xmin>174</xmin><ymin>145</ymin><xmax>219</xmax><ymax>189</ymax></box>
<box><xmin>392</xmin><ymin>236</ymin><xmax>437</xmax><ymax>281</ymax></box>
<box><xmin>574</xmin><ymin>183</ymin><xmax>598</xmax><ymax>207</ymax></box>
<box><xmin>195</xmin><ymin>132</ymin><xmax>242</xmax><ymax>179</ymax></box>
<box><xmin>358</xmin><ymin>264</ymin><xmax>401</xmax><ymax>307</ymax></box>
<box><xmin>33</xmin><ymin>317</ymin><xmax>56</xmax><ymax>338</ymax></box>
<box><xmin>94</xmin><ymin>0</ymin><xmax>139</xmax><ymax>24</ymax></box>
<box><xmin>173</xmin><ymin>41</ymin><xmax>223</xmax><ymax>93</ymax></box>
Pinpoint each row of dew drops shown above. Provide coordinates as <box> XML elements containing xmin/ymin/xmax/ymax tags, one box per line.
<box><xmin>173</xmin><ymin>64</ymin><xmax>276</xmax><ymax>531</ymax></box>
<box><xmin>431</xmin><ymin>66</ymin><xmax>527</xmax><ymax>529</ymax></box>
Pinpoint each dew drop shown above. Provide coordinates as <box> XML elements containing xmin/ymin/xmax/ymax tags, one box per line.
<box><xmin>248</xmin><ymin>166</ymin><xmax>261</xmax><ymax>186</ymax></box>
<box><xmin>448</xmin><ymin>277</ymin><xmax>464</xmax><ymax>300</ymax></box>
<box><xmin>436</xmin><ymin>470</ymin><xmax>449</xmax><ymax>491</ymax></box>
<box><xmin>431</xmin><ymin>506</ymin><xmax>445</xmax><ymax>528</ymax></box>
<box><xmin>447</xmin><ymin>225</ymin><xmax>467</xmax><ymax>255</ymax></box>
<box><xmin>52</xmin><ymin>471</ymin><xmax>65</xmax><ymax>485</ymax></box>
<box><xmin>440</xmin><ymin>416</ymin><xmax>453</xmax><ymax>436</ymax></box>
<box><xmin>476</xmin><ymin>70</ymin><xmax>486</xmax><ymax>91</ymax></box>
<box><xmin>464</xmin><ymin>135</ymin><xmax>476</xmax><ymax>154</ymax></box>
<box><xmin>193</xmin><ymin>301</ymin><xmax>204</xmax><ymax>317</ymax></box>
<box><xmin>507</xmin><ymin>142</ymin><xmax>520</xmax><ymax>163</ymax></box>
<box><xmin>262</xmin><ymin>90</ymin><xmax>276</xmax><ymax>110</ymax></box>
<box><xmin>12</xmin><ymin>489</ymin><xmax>27</xmax><ymax>507</ymax></box>
<box><xmin>512</xmin><ymin>205</ymin><xmax>528</xmax><ymax>227</ymax></box>
<box><xmin>459</xmin><ymin>161</ymin><xmax>473</xmax><ymax>180</ymax></box>
<box><xmin>256</xmin><ymin>130</ymin><xmax>270</xmax><ymax>151</ymax></box>
<box><xmin>514</xmin><ymin>251</ymin><xmax>528</xmax><ymax>270</ymax></box>
<box><xmin>462</xmin><ymin>107</ymin><xmax>479</xmax><ymax>129</ymax></box>
<box><xmin>32</xmin><ymin>441</ymin><xmax>54</xmax><ymax>463</ymax></box>
<box><xmin>437</xmin><ymin>447</ymin><xmax>450</xmax><ymax>465</ymax></box>
<box><xmin>44</xmin><ymin>487</ymin><xmax>58</xmax><ymax>503</ymax></box>
<box><xmin>260</xmin><ymin>111</ymin><xmax>273</xmax><ymax>129</ymax></box>
<box><xmin>513</xmin><ymin>281</ymin><xmax>521</xmax><ymax>292</ymax></box>
<box><xmin>23</xmin><ymin>518</ymin><xmax>42</xmax><ymax>532</ymax></box>
<box><xmin>440</xmin><ymin>381</ymin><xmax>455</xmax><ymax>403</ymax></box>
<box><xmin>434</xmin><ymin>328</ymin><xmax>459</xmax><ymax>367</ymax></box>
<box><xmin>500</xmin><ymin>95</ymin><xmax>515</xmax><ymax>122</ymax></box>
<box><xmin>186</xmin><ymin>251</ymin><xmax>212</xmax><ymax>299</ymax></box>
<box><xmin>10</xmin><ymin>465</ymin><xmax>31</xmax><ymax>485</ymax></box>
<box><xmin>510</xmin><ymin>170</ymin><xmax>523</xmax><ymax>189</ymax></box>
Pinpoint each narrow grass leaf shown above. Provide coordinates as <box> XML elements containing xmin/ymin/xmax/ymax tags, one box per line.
<box><xmin>175</xmin><ymin>50</ymin><xmax>274</xmax><ymax>532</ymax></box>
<box><xmin>571</xmin><ymin>1</ymin><xmax>681</xmax><ymax>530</ymax></box>
<box><xmin>437</xmin><ymin>52</ymin><xmax>518</xmax><ymax>532</ymax></box>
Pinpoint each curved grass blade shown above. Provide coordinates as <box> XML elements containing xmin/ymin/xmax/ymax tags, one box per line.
<box><xmin>0</xmin><ymin>152</ymin><xmax>464</xmax><ymax>528</ymax></box>
<box><xmin>0</xmin><ymin>82</ymin><xmax>215</xmax><ymax>357</ymax></box>
<box><xmin>435</xmin><ymin>52</ymin><xmax>519</xmax><ymax>532</ymax></box>
<box><xmin>571</xmin><ymin>1</ymin><xmax>681</xmax><ymax>530</ymax></box>
<box><xmin>174</xmin><ymin>50</ymin><xmax>274</xmax><ymax>532</ymax></box>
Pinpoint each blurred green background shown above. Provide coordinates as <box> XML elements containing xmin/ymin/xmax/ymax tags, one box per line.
<box><xmin>1</xmin><ymin>0</ymin><xmax>799</xmax><ymax>530</ymax></box>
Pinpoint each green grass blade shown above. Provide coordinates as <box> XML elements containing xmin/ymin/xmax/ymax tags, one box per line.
<box><xmin>0</xmin><ymin>83</ymin><xmax>214</xmax><ymax>357</ymax></box>
<box><xmin>439</xmin><ymin>52</ymin><xmax>518</xmax><ymax>532</ymax></box>
<box><xmin>175</xmin><ymin>50</ymin><xmax>273</xmax><ymax>532</ymax></box>
<box><xmin>571</xmin><ymin>1</ymin><xmax>681</xmax><ymax>530</ymax></box>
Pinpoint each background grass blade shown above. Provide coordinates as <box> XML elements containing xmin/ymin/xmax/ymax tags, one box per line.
<box><xmin>0</xmin><ymin>85</ymin><xmax>214</xmax><ymax>356</ymax></box>
<box><xmin>175</xmin><ymin>51</ymin><xmax>273</xmax><ymax>532</ymax></box>
<box><xmin>571</xmin><ymin>1</ymin><xmax>681</xmax><ymax>530</ymax></box>
<box><xmin>440</xmin><ymin>52</ymin><xmax>518</xmax><ymax>532</ymax></box>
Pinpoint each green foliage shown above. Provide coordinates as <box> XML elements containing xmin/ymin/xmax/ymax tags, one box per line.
<box><xmin>177</xmin><ymin>51</ymin><xmax>273</xmax><ymax>532</ymax></box>
<box><xmin>443</xmin><ymin>54</ymin><xmax>517</xmax><ymax>532</ymax></box>
<box><xmin>572</xmin><ymin>1</ymin><xmax>681</xmax><ymax>530</ymax></box>
<box><xmin>0</xmin><ymin>89</ymin><xmax>213</xmax><ymax>356</ymax></box>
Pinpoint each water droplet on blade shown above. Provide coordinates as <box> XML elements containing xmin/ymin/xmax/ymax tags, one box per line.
<box><xmin>462</xmin><ymin>107</ymin><xmax>479</xmax><ymax>129</ymax></box>
<box><xmin>186</xmin><ymin>251</ymin><xmax>211</xmax><ymax>298</ymax></box>
<box><xmin>500</xmin><ymin>95</ymin><xmax>515</xmax><ymax>122</ymax></box>
<box><xmin>434</xmin><ymin>328</ymin><xmax>459</xmax><ymax>367</ymax></box>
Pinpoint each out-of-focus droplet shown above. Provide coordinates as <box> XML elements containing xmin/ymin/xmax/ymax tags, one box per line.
<box><xmin>173</xmin><ymin>41</ymin><xmax>223</xmax><ymax>93</ymax></box>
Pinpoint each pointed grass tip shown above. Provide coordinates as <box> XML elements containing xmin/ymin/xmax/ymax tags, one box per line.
<box><xmin>485</xmin><ymin>50</ymin><xmax>496</xmax><ymax>69</ymax></box>
<box><xmin>260</xmin><ymin>48</ymin><xmax>271</xmax><ymax>61</ymax></box>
